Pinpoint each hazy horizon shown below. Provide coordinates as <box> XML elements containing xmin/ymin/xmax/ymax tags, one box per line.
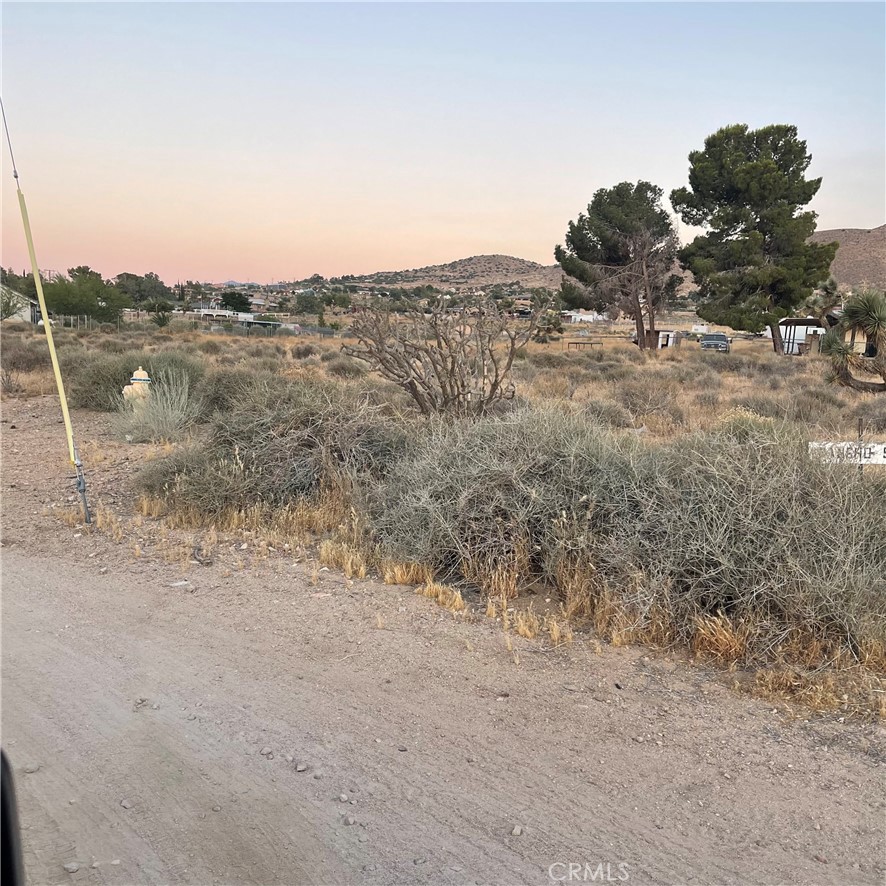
<box><xmin>2</xmin><ymin>2</ymin><xmax>884</xmax><ymax>285</ymax></box>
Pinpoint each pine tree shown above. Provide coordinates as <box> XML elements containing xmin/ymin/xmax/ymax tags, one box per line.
<box><xmin>670</xmin><ymin>124</ymin><xmax>837</xmax><ymax>353</ymax></box>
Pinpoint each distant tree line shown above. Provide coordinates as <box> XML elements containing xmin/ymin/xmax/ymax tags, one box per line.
<box><xmin>1</xmin><ymin>266</ymin><xmax>183</xmax><ymax>322</ymax></box>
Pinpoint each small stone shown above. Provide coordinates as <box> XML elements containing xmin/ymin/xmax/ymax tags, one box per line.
<box><xmin>285</xmin><ymin>755</ymin><xmax>294</xmax><ymax>763</ymax></box>
<box><xmin>92</xmin><ymin>861</ymin><xmax>100</xmax><ymax>868</ymax></box>
<box><xmin>413</xmin><ymin>857</ymin><xmax>428</xmax><ymax>866</ymax></box>
<box><xmin>349</xmin><ymin>799</ymin><xmax>357</xmax><ymax>805</ymax></box>
<box><xmin>339</xmin><ymin>794</ymin><xmax>349</xmax><ymax>803</ymax></box>
<box><xmin>111</xmin><ymin>860</ymin><xmax>120</xmax><ymax>866</ymax></box>
<box><xmin>240</xmin><ymin>543</ymin><xmax>248</xmax><ymax>550</ymax></box>
<box><xmin>151</xmin><ymin>703</ymin><xmax>159</xmax><ymax>710</ymax></box>
<box><xmin>63</xmin><ymin>863</ymin><xmax>80</xmax><ymax>873</ymax></box>
<box><xmin>466</xmin><ymin>757</ymin><xmax>475</xmax><ymax>763</ymax></box>
<box><xmin>358</xmin><ymin>835</ymin><xmax>368</xmax><ymax>843</ymax></box>
<box><xmin>120</xmin><ymin>799</ymin><xmax>133</xmax><ymax>809</ymax></box>
<box><xmin>814</xmin><ymin>854</ymin><xmax>828</xmax><ymax>864</ymax></box>
<box><xmin>23</xmin><ymin>764</ymin><xmax>40</xmax><ymax>774</ymax></box>
<box><xmin>99</xmin><ymin>567</ymin><xmax>108</xmax><ymax>575</ymax></box>
<box><xmin>511</xmin><ymin>825</ymin><xmax>523</xmax><ymax>836</ymax></box>
<box><xmin>563</xmin><ymin>685</ymin><xmax>580</xmax><ymax>692</ymax></box>
<box><xmin>260</xmin><ymin>746</ymin><xmax>272</xmax><ymax>756</ymax></box>
<box><xmin>398</xmin><ymin>746</ymin><xmax>407</xmax><ymax>752</ymax></box>
<box><xmin>295</xmin><ymin>762</ymin><xmax>307</xmax><ymax>772</ymax></box>
<box><xmin>634</xmin><ymin>736</ymin><xmax>644</xmax><ymax>743</ymax></box>
<box><xmin>813</xmin><ymin>823</ymin><xmax>821</xmax><ymax>831</ymax></box>
<box><xmin>187</xmin><ymin>714</ymin><xmax>197</xmax><ymax>720</ymax></box>
<box><xmin>342</xmin><ymin>814</ymin><xmax>356</xmax><ymax>826</ymax></box>
<box><xmin>212</xmin><ymin>805</ymin><xmax>221</xmax><ymax>812</ymax></box>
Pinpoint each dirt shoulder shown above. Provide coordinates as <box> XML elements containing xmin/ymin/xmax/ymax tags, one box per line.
<box><xmin>1</xmin><ymin>395</ymin><xmax>884</xmax><ymax>886</ymax></box>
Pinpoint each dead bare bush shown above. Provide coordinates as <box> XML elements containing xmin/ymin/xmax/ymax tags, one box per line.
<box><xmin>342</xmin><ymin>295</ymin><xmax>551</xmax><ymax>416</ymax></box>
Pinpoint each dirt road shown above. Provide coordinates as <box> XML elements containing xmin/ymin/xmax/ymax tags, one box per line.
<box><xmin>1</xmin><ymin>397</ymin><xmax>884</xmax><ymax>885</ymax></box>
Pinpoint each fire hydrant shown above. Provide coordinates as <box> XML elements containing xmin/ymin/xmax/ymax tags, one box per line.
<box><xmin>122</xmin><ymin>366</ymin><xmax>151</xmax><ymax>409</ymax></box>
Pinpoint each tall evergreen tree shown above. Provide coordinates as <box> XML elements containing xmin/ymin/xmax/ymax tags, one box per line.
<box><xmin>555</xmin><ymin>181</ymin><xmax>680</xmax><ymax>349</ymax></box>
<box><xmin>670</xmin><ymin>124</ymin><xmax>837</xmax><ymax>353</ymax></box>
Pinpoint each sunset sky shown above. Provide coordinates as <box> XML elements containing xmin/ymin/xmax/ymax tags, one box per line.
<box><xmin>2</xmin><ymin>2</ymin><xmax>884</xmax><ymax>284</ymax></box>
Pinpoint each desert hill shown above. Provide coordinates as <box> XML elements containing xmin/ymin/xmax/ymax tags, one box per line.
<box><xmin>352</xmin><ymin>255</ymin><xmax>563</xmax><ymax>291</ymax></box>
<box><xmin>810</xmin><ymin>225</ymin><xmax>886</xmax><ymax>289</ymax></box>
<box><xmin>347</xmin><ymin>226</ymin><xmax>885</xmax><ymax>295</ymax></box>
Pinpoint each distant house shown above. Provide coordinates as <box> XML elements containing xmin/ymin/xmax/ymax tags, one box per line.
<box><xmin>1</xmin><ymin>284</ymin><xmax>40</xmax><ymax>324</ymax></box>
<box><xmin>562</xmin><ymin>310</ymin><xmax>605</xmax><ymax>324</ymax></box>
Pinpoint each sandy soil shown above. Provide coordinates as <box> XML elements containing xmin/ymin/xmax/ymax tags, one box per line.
<box><xmin>1</xmin><ymin>395</ymin><xmax>884</xmax><ymax>886</ymax></box>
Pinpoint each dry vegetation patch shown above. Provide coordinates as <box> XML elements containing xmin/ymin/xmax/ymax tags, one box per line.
<box><xmin>4</xmin><ymin>323</ymin><xmax>884</xmax><ymax>715</ymax></box>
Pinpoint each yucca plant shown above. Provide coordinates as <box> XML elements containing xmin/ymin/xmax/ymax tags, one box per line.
<box><xmin>821</xmin><ymin>289</ymin><xmax>885</xmax><ymax>393</ymax></box>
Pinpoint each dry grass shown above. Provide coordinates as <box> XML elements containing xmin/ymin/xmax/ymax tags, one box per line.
<box><xmin>93</xmin><ymin>503</ymin><xmax>125</xmax><ymax>542</ymax></box>
<box><xmin>514</xmin><ymin>604</ymin><xmax>541</xmax><ymax>639</ymax></box>
<box><xmin>416</xmin><ymin>582</ymin><xmax>466</xmax><ymax>614</ymax></box>
<box><xmin>691</xmin><ymin>613</ymin><xmax>751</xmax><ymax>663</ymax></box>
<box><xmin>380</xmin><ymin>560</ymin><xmax>435</xmax><ymax>586</ymax></box>
<box><xmin>746</xmin><ymin>668</ymin><xmax>886</xmax><ymax>720</ymax></box>
<box><xmin>318</xmin><ymin>539</ymin><xmax>367</xmax><ymax>579</ymax></box>
<box><xmin>543</xmin><ymin>613</ymin><xmax>574</xmax><ymax>646</ymax></box>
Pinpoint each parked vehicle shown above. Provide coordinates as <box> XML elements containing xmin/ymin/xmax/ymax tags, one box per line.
<box><xmin>699</xmin><ymin>332</ymin><xmax>731</xmax><ymax>352</ymax></box>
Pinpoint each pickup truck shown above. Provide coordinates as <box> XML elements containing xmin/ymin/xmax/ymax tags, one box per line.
<box><xmin>699</xmin><ymin>332</ymin><xmax>731</xmax><ymax>353</ymax></box>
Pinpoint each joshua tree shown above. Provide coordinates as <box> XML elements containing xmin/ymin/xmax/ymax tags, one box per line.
<box><xmin>821</xmin><ymin>289</ymin><xmax>885</xmax><ymax>393</ymax></box>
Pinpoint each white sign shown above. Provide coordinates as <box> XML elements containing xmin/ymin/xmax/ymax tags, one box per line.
<box><xmin>809</xmin><ymin>441</ymin><xmax>886</xmax><ymax>465</ymax></box>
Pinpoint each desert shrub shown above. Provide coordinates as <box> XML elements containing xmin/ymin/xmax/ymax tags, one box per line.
<box><xmin>580</xmin><ymin>361</ymin><xmax>633</xmax><ymax>382</ymax></box>
<box><xmin>616</xmin><ymin>378</ymin><xmax>677</xmax><ymax>417</ymax></box>
<box><xmin>326</xmin><ymin>356</ymin><xmax>366</xmax><ymax>379</ymax></box>
<box><xmin>137</xmin><ymin>376</ymin><xmax>412</xmax><ymax>520</ymax></box>
<box><xmin>581</xmin><ymin>399</ymin><xmax>633</xmax><ymax>428</ymax></box>
<box><xmin>733</xmin><ymin>395</ymin><xmax>782</xmax><ymax>419</ymax></box>
<box><xmin>735</xmin><ymin>387</ymin><xmax>844</xmax><ymax>429</ymax></box>
<box><xmin>61</xmin><ymin>351</ymin><xmax>148</xmax><ymax>410</ymax></box>
<box><xmin>113</xmin><ymin>367</ymin><xmax>202</xmax><ymax>443</ymax></box>
<box><xmin>529</xmin><ymin>351</ymin><xmax>571</xmax><ymax>369</ymax></box>
<box><xmin>96</xmin><ymin>337</ymin><xmax>130</xmax><ymax>354</ymax></box>
<box><xmin>853</xmin><ymin>396</ymin><xmax>886</xmax><ymax>432</ymax></box>
<box><xmin>197</xmin><ymin>339</ymin><xmax>222</xmax><ymax>355</ymax></box>
<box><xmin>63</xmin><ymin>348</ymin><xmax>204</xmax><ymax>411</ymax></box>
<box><xmin>371</xmin><ymin>407</ymin><xmax>885</xmax><ymax>659</ymax></box>
<box><xmin>695</xmin><ymin>391</ymin><xmax>720</xmax><ymax>409</ymax></box>
<box><xmin>319</xmin><ymin>349</ymin><xmax>337</xmax><ymax>363</ymax></box>
<box><xmin>0</xmin><ymin>339</ymin><xmax>51</xmax><ymax>391</ymax></box>
<box><xmin>194</xmin><ymin>367</ymin><xmax>279</xmax><ymax>416</ymax></box>
<box><xmin>291</xmin><ymin>343</ymin><xmax>319</xmax><ymax>360</ymax></box>
<box><xmin>786</xmin><ymin>387</ymin><xmax>844</xmax><ymax>426</ymax></box>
